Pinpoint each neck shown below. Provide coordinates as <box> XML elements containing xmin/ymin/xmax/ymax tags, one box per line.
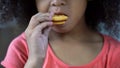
<box><xmin>49</xmin><ymin>17</ymin><xmax>98</xmax><ymax>42</ymax></box>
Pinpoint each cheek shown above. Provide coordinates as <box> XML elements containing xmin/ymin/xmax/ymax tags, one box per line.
<box><xmin>36</xmin><ymin>0</ymin><xmax>50</xmax><ymax>12</ymax></box>
<box><xmin>70</xmin><ymin>0</ymin><xmax>87</xmax><ymax>20</ymax></box>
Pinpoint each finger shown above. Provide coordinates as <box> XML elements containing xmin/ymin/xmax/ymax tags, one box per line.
<box><xmin>49</xmin><ymin>12</ymin><xmax>54</xmax><ymax>20</ymax></box>
<box><xmin>33</xmin><ymin>22</ymin><xmax>52</xmax><ymax>36</ymax></box>
<box><xmin>44</xmin><ymin>24</ymin><xmax>52</xmax><ymax>36</ymax></box>
<box><xmin>28</xmin><ymin>13</ymin><xmax>52</xmax><ymax>29</ymax></box>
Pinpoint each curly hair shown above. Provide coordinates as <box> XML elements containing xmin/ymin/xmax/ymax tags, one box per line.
<box><xmin>0</xmin><ymin>0</ymin><xmax>37</xmax><ymax>27</ymax></box>
<box><xmin>86</xmin><ymin>0</ymin><xmax>120</xmax><ymax>39</ymax></box>
<box><xmin>0</xmin><ymin>0</ymin><xmax>120</xmax><ymax>39</ymax></box>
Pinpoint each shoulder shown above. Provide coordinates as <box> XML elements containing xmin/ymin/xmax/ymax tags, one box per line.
<box><xmin>103</xmin><ymin>34</ymin><xmax>120</xmax><ymax>67</ymax></box>
<box><xmin>9</xmin><ymin>32</ymin><xmax>28</xmax><ymax>57</ymax></box>
<box><xmin>11</xmin><ymin>32</ymin><xmax>26</xmax><ymax>45</ymax></box>
<box><xmin>10</xmin><ymin>32</ymin><xmax>28</xmax><ymax>51</ymax></box>
<box><xmin>103</xmin><ymin>34</ymin><xmax>120</xmax><ymax>53</ymax></box>
<box><xmin>103</xmin><ymin>34</ymin><xmax>120</xmax><ymax>47</ymax></box>
<box><xmin>1</xmin><ymin>32</ymin><xmax>28</xmax><ymax>68</ymax></box>
<box><xmin>9</xmin><ymin>32</ymin><xmax>28</xmax><ymax>52</ymax></box>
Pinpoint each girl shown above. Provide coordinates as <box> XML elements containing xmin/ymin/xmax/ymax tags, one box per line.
<box><xmin>1</xmin><ymin>0</ymin><xmax>120</xmax><ymax>68</ymax></box>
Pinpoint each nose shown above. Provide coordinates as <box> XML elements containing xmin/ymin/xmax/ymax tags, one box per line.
<box><xmin>51</xmin><ymin>0</ymin><xmax>66</xmax><ymax>6</ymax></box>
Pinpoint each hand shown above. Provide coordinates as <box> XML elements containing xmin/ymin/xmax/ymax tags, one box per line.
<box><xmin>24</xmin><ymin>12</ymin><xmax>53</xmax><ymax>68</ymax></box>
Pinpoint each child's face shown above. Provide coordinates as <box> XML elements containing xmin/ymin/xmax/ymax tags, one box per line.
<box><xmin>36</xmin><ymin>0</ymin><xmax>87</xmax><ymax>33</ymax></box>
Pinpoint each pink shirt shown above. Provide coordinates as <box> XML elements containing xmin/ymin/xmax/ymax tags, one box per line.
<box><xmin>1</xmin><ymin>33</ymin><xmax>120</xmax><ymax>68</ymax></box>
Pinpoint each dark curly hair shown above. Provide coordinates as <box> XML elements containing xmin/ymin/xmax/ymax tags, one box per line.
<box><xmin>0</xmin><ymin>0</ymin><xmax>120</xmax><ymax>40</ymax></box>
<box><xmin>86</xmin><ymin>0</ymin><xmax>120</xmax><ymax>39</ymax></box>
<box><xmin>0</xmin><ymin>0</ymin><xmax>37</xmax><ymax>27</ymax></box>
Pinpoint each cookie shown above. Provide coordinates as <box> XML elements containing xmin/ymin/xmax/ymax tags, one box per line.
<box><xmin>52</xmin><ymin>15</ymin><xmax>68</xmax><ymax>25</ymax></box>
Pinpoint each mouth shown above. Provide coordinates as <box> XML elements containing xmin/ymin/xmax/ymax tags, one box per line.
<box><xmin>52</xmin><ymin>13</ymin><xmax>68</xmax><ymax>25</ymax></box>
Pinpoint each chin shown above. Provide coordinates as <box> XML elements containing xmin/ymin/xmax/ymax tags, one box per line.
<box><xmin>51</xmin><ymin>27</ymin><xmax>71</xmax><ymax>33</ymax></box>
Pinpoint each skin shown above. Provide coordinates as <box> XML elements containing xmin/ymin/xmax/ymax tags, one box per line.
<box><xmin>24</xmin><ymin>0</ymin><xmax>103</xmax><ymax>68</ymax></box>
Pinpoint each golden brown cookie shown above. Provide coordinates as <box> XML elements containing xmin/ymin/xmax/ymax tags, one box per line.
<box><xmin>52</xmin><ymin>15</ymin><xmax>68</xmax><ymax>25</ymax></box>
